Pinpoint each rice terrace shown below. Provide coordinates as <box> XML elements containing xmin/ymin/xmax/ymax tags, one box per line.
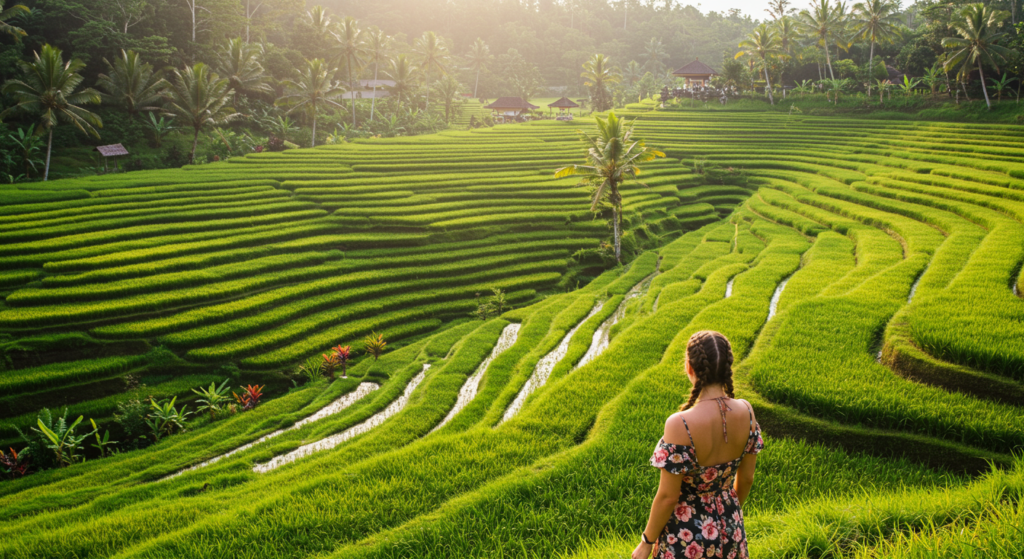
<box><xmin>2</xmin><ymin>1</ymin><xmax>1024</xmax><ymax>558</ymax></box>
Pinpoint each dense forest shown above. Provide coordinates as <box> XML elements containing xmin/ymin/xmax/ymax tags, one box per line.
<box><xmin>2</xmin><ymin>0</ymin><xmax>1024</xmax><ymax>182</ymax></box>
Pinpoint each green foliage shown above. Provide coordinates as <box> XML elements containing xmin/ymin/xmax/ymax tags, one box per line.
<box><xmin>190</xmin><ymin>378</ymin><xmax>232</xmax><ymax>421</ymax></box>
<box><xmin>145</xmin><ymin>396</ymin><xmax>190</xmax><ymax>441</ymax></box>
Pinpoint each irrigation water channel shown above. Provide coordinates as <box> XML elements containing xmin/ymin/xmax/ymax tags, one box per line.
<box><xmin>767</xmin><ymin>275</ymin><xmax>792</xmax><ymax>320</ymax></box>
<box><xmin>253</xmin><ymin>364</ymin><xmax>431</xmax><ymax>473</ymax></box>
<box><xmin>575</xmin><ymin>275</ymin><xmax>656</xmax><ymax>370</ymax></box>
<box><xmin>499</xmin><ymin>303</ymin><xmax>603</xmax><ymax>425</ymax></box>
<box><xmin>163</xmin><ymin>381</ymin><xmax>380</xmax><ymax>480</ymax></box>
<box><xmin>431</xmin><ymin>323</ymin><xmax>521</xmax><ymax>433</ymax></box>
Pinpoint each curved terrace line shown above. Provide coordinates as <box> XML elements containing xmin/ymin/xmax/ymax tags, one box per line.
<box><xmin>908</xmin><ymin>267</ymin><xmax>928</xmax><ymax>304</ymax></box>
<box><xmin>575</xmin><ymin>276</ymin><xmax>655</xmax><ymax>370</ymax></box>
<box><xmin>162</xmin><ymin>382</ymin><xmax>379</xmax><ymax>480</ymax></box>
<box><xmin>253</xmin><ymin>364</ymin><xmax>430</xmax><ymax>473</ymax></box>
<box><xmin>432</xmin><ymin>323</ymin><xmax>521</xmax><ymax>433</ymax></box>
<box><xmin>499</xmin><ymin>304</ymin><xmax>603</xmax><ymax>425</ymax></box>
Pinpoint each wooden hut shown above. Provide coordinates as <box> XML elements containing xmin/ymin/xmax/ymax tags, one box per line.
<box><xmin>548</xmin><ymin>97</ymin><xmax>580</xmax><ymax>119</ymax></box>
<box><xmin>484</xmin><ymin>97</ymin><xmax>539</xmax><ymax>123</ymax></box>
<box><xmin>94</xmin><ymin>144</ymin><xmax>129</xmax><ymax>172</ymax></box>
<box><xmin>672</xmin><ymin>59</ymin><xmax>718</xmax><ymax>87</ymax></box>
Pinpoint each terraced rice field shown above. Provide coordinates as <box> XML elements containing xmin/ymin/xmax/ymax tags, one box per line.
<box><xmin>1</xmin><ymin>104</ymin><xmax>1022</xmax><ymax>558</ymax></box>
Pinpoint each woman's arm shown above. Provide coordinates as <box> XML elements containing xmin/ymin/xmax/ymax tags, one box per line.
<box><xmin>632</xmin><ymin>468</ymin><xmax>685</xmax><ymax>559</ymax></box>
<box><xmin>734</xmin><ymin>453</ymin><xmax>757</xmax><ymax>506</ymax></box>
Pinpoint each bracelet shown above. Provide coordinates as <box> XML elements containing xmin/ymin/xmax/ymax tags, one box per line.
<box><xmin>641</xmin><ymin>532</ymin><xmax>655</xmax><ymax>545</ymax></box>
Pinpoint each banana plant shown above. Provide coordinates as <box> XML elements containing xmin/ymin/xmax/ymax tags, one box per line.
<box><xmin>921</xmin><ymin>65</ymin><xmax>946</xmax><ymax>99</ymax></box>
<box><xmin>145</xmin><ymin>112</ymin><xmax>178</xmax><ymax>148</ymax></box>
<box><xmin>33</xmin><ymin>413</ymin><xmax>94</xmax><ymax>467</ymax></box>
<box><xmin>898</xmin><ymin>75</ymin><xmax>921</xmax><ymax>96</ymax></box>
<box><xmin>191</xmin><ymin>379</ymin><xmax>232</xmax><ymax>421</ymax></box>
<box><xmin>987</xmin><ymin>73</ymin><xmax>1017</xmax><ymax>102</ymax></box>
<box><xmin>89</xmin><ymin>419</ymin><xmax>118</xmax><ymax>457</ymax></box>
<box><xmin>792</xmin><ymin>80</ymin><xmax>814</xmax><ymax>95</ymax></box>
<box><xmin>146</xmin><ymin>397</ymin><xmax>191</xmax><ymax>441</ymax></box>
<box><xmin>7</xmin><ymin>126</ymin><xmax>43</xmax><ymax>178</ymax></box>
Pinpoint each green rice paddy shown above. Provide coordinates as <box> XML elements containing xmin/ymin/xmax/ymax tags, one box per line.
<box><xmin>0</xmin><ymin>100</ymin><xmax>1021</xmax><ymax>558</ymax></box>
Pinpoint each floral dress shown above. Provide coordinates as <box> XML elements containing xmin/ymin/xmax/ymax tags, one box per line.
<box><xmin>649</xmin><ymin>399</ymin><xmax>764</xmax><ymax>559</ymax></box>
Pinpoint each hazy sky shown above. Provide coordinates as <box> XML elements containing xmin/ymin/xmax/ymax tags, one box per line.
<box><xmin>687</xmin><ymin>0</ymin><xmax>794</xmax><ymax>19</ymax></box>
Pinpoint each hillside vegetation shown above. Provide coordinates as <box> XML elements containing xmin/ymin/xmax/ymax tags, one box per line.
<box><xmin>0</xmin><ymin>102</ymin><xmax>1022</xmax><ymax>558</ymax></box>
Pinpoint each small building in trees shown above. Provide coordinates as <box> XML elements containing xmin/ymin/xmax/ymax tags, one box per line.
<box><xmin>548</xmin><ymin>97</ymin><xmax>580</xmax><ymax>119</ymax></box>
<box><xmin>484</xmin><ymin>97</ymin><xmax>539</xmax><ymax>123</ymax></box>
<box><xmin>341</xmin><ymin>79</ymin><xmax>395</xmax><ymax>100</ymax></box>
<box><xmin>672</xmin><ymin>59</ymin><xmax>718</xmax><ymax>87</ymax></box>
<box><xmin>94</xmin><ymin>144</ymin><xmax>129</xmax><ymax>172</ymax></box>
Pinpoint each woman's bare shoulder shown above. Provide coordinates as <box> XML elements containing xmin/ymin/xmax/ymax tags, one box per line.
<box><xmin>733</xmin><ymin>398</ymin><xmax>756</xmax><ymax>421</ymax></box>
<box><xmin>663</xmin><ymin>411</ymin><xmax>692</xmax><ymax>446</ymax></box>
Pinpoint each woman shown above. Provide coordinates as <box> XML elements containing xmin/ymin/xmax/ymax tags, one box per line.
<box><xmin>633</xmin><ymin>330</ymin><xmax>764</xmax><ymax>559</ymax></box>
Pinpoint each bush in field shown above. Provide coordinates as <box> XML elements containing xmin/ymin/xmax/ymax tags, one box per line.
<box><xmin>30</xmin><ymin>410</ymin><xmax>94</xmax><ymax>468</ymax></box>
<box><xmin>191</xmin><ymin>378</ymin><xmax>232</xmax><ymax>420</ymax></box>
<box><xmin>146</xmin><ymin>397</ymin><xmax>190</xmax><ymax>441</ymax></box>
<box><xmin>114</xmin><ymin>398</ymin><xmax>149</xmax><ymax>450</ymax></box>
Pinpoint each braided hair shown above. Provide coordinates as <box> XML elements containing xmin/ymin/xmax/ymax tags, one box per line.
<box><xmin>680</xmin><ymin>330</ymin><xmax>735</xmax><ymax>411</ymax></box>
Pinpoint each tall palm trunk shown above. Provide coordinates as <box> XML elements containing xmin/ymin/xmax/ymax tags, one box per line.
<box><xmin>425</xmin><ymin>67</ymin><xmax>430</xmax><ymax>110</ymax></box>
<box><xmin>349</xmin><ymin>64</ymin><xmax>357</xmax><ymax>126</ymax></box>
<box><xmin>311</xmin><ymin>109</ymin><xmax>317</xmax><ymax>147</ymax></box>
<box><xmin>867</xmin><ymin>40</ymin><xmax>875</xmax><ymax>96</ymax></box>
<box><xmin>612</xmin><ymin>205</ymin><xmax>622</xmax><ymax>263</ymax></box>
<box><xmin>474</xmin><ymin>69</ymin><xmax>480</xmax><ymax>98</ymax></box>
<box><xmin>763</xmin><ymin>62</ymin><xmax>774</xmax><ymax>105</ymax></box>
<box><xmin>824</xmin><ymin>43</ymin><xmax>835</xmax><ymax>79</ymax></box>
<box><xmin>43</xmin><ymin>128</ymin><xmax>53</xmax><ymax>181</ymax></box>
<box><xmin>190</xmin><ymin>128</ymin><xmax>199</xmax><ymax>165</ymax></box>
<box><xmin>370</xmin><ymin>63</ymin><xmax>379</xmax><ymax>121</ymax></box>
<box><xmin>977</xmin><ymin>60</ymin><xmax>992</xmax><ymax>109</ymax></box>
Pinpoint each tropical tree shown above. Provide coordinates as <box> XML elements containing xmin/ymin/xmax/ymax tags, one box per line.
<box><xmin>162</xmin><ymin>63</ymin><xmax>236</xmax><ymax>164</ymax></box>
<box><xmin>95</xmin><ymin>50</ymin><xmax>166</xmax><ymax>120</ymax></box>
<box><xmin>277</xmin><ymin>58</ymin><xmax>346</xmax><ymax>147</ymax></box>
<box><xmin>385</xmin><ymin>53</ymin><xmax>419</xmax><ymax>106</ymax></box>
<box><xmin>554</xmin><ymin>112</ymin><xmax>665</xmax><ymax>263</ymax></box>
<box><xmin>897</xmin><ymin>75</ymin><xmax>921</xmax><ymax>96</ymax></box>
<box><xmin>942</xmin><ymin>3</ymin><xmax>1017</xmax><ymax>110</ymax></box>
<box><xmin>623</xmin><ymin>60</ymin><xmax>643</xmax><ymax>87</ymax></box>
<box><xmin>799</xmin><ymin>0</ymin><xmax>841</xmax><ymax>80</ymax></box>
<box><xmin>853</xmin><ymin>0</ymin><xmax>901</xmax><ymax>96</ymax></box>
<box><xmin>413</xmin><ymin>31</ymin><xmax>449</xmax><ymax>110</ymax></box>
<box><xmin>0</xmin><ymin>0</ymin><xmax>29</xmax><ymax>41</ymax></box>
<box><xmin>216</xmin><ymin>38</ymin><xmax>272</xmax><ymax>104</ymax></box>
<box><xmin>365</xmin><ymin>26</ymin><xmax>391</xmax><ymax>120</ymax></box>
<box><xmin>305</xmin><ymin>4</ymin><xmax>334</xmax><ymax>58</ymax></box>
<box><xmin>643</xmin><ymin>37</ymin><xmax>667</xmax><ymax>74</ymax></box>
<box><xmin>191</xmin><ymin>379</ymin><xmax>231</xmax><ymax>421</ymax></box>
<box><xmin>921</xmin><ymin>64</ymin><xmax>945</xmax><ymax>98</ymax></box>
<box><xmin>1</xmin><ymin>44</ymin><xmax>102</xmax><ymax>181</ymax></box>
<box><xmin>582</xmin><ymin>53</ymin><xmax>620</xmax><ymax>112</ymax></box>
<box><xmin>434</xmin><ymin>74</ymin><xmax>463</xmax><ymax>124</ymax></box>
<box><xmin>736</xmin><ymin>23</ymin><xmax>783</xmax><ymax>105</ymax></box>
<box><xmin>7</xmin><ymin>126</ymin><xmax>43</xmax><ymax>178</ymax></box>
<box><xmin>466</xmin><ymin>37</ymin><xmax>492</xmax><ymax>99</ymax></box>
<box><xmin>333</xmin><ymin>16</ymin><xmax>366</xmax><ymax>126</ymax></box>
<box><xmin>988</xmin><ymin>73</ymin><xmax>1017</xmax><ymax>101</ymax></box>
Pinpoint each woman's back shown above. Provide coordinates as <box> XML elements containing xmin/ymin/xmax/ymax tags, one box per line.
<box><xmin>666</xmin><ymin>397</ymin><xmax>756</xmax><ymax>468</ymax></box>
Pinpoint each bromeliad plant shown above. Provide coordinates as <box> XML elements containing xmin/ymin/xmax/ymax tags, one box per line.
<box><xmin>331</xmin><ymin>345</ymin><xmax>352</xmax><ymax>378</ymax></box>
<box><xmin>232</xmin><ymin>384</ymin><xmax>264</xmax><ymax>411</ymax></box>
<box><xmin>555</xmin><ymin>112</ymin><xmax>665</xmax><ymax>263</ymax></box>
<box><xmin>146</xmin><ymin>397</ymin><xmax>191</xmax><ymax>441</ymax></box>
<box><xmin>364</xmin><ymin>332</ymin><xmax>387</xmax><ymax>361</ymax></box>
<box><xmin>191</xmin><ymin>378</ymin><xmax>232</xmax><ymax>420</ymax></box>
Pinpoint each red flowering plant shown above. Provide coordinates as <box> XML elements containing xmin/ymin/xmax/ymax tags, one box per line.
<box><xmin>322</xmin><ymin>351</ymin><xmax>340</xmax><ymax>381</ymax></box>
<box><xmin>331</xmin><ymin>345</ymin><xmax>351</xmax><ymax>378</ymax></box>
<box><xmin>232</xmin><ymin>385</ymin><xmax>265</xmax><ymax>411</ymax></box>
<box><xmin>0</xmin><ymin>447</ymin><xmax>30</xmax><ymax>479</ymax></box>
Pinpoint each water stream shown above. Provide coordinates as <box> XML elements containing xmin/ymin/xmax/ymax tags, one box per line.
<box><xmin>253</xmin><ymin>364</ymin><xmax>431</xmax><ymax>473</ymax></box>
<box><xmin>162</xmin><ymin>382</ymin><xmax>379</xmax><ymax>480</ymax></box>
<box><xmin>908</xmin><ymin>268</ymin><xmax>927</xmax><ymax>304</ymax></box>
<box><xmin>499</xmin><ymin>304</ymin><xmax>602</xmax><ymax>425</ymax></box>
<box><xmin>767</xmin><ymin>275</ymin><xmax>792</xmax><ymax>320</ymax></box>
<box><xmin>575</xmin><ymin>277</ymin><xmax>653</xmax><ymax>370</ymax></box>
<box><xmin>725</xmin><ymin>278</ymin><xmax>735</xmax><ymax>298</ymax></box>
<box><xmin>432</xmin><ymin>323</ymin><xmax>520</xmax><ymax>433</ymax></box>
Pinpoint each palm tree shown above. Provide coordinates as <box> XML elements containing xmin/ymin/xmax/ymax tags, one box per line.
<box><xmin>0</xmin><ymin>0</ymin><xmax>29</xmax><ymax>41</ymax></box>
<box><xmin>623</xmin><ymin>60</ymin><xmax>643</xmax><ymax>87</ymax></box>
<box><xmin>96</xmin><ymin>50</ymin><xmax>167</xmax><ymax>120</ymax></box>
<box><xmin>277</xmin><ymin>58</ymin><xmax>345</xmax><ymax>147</ymax></box>
<box><xmin>333</xmin><ymin>16</ymin><xmax>366</xmax><ymax>127</ymax></box>
<box><xmin>364</xmin><ymin>27</ymin><xmax>390</xmax><ymax>121</ymax></box>
<box><xmin>162</xmin><ymin>63</ymin><xmax>237</xmax><ymax>164</ymax></box>
<box><xmin>1</xmin><ymin>45</ymin><xmax>102</xmax><ymax>181</ymax></box>
<box><xmin>466</xmin><ymin>38</ymin><xmax>492</xmax><ymax>98</ymax></box>
<box><xmin>385</xmin><ymin>54</ymin><xmax>418</xmax><ymax>106</ymax></box>
<box><xmin>582</xmin><ymin>53</ymin><xmax>620</xmax><ymax>112</ymax></box>
<box><xmin>942</xmin><ymin>3</ymin><xmax>1017</xmax><ymax>110</ymax></box>
<box><xmin>555</xmin><ymin>112</ymin><xmax>665</xmax><ymax>263</ymax></box>
<box><xmin>736</xmin><ymin>23</ymin><xmax>783</xmax><ymax>105</ymax></box>
<box><xmin>853</xmin><ymin>0</ymin><xmax>901</xmax><ymax>96</ymax></box>
<box><xmin>643</xmin><ymin>37</ymin><xmax>667</xmax><ymax>74</ymax></box>
<box><xmin>434</xmin><ymin>74</ymin><xmax>462</xmax><ymax>124</ymax></box>
<box><xmin>799</xmin><ymin>0</ymin><xmax>841</xmax><ymax>80</ymax></box>
<box><xmin>216</xmin><ymin>38</ymin><xmax>272</xmax><ymax>104</ymax></box>
<box><xmin>774</xmin><ymin>15</ymin><xmax>799</xmax><ymax>87</ymax></box>
<box><xmin>413</xmin><ymin>31</ymin><xmax>449</xmax><ymax>111</ymax></box>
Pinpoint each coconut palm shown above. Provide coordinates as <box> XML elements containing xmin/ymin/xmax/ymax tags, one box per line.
<box><xmin>736</xmin><ymin>23</ymin><xmax>783</xmax><ymax>105</ymax></box>
<box><xmin>555</xmin><ymin>112</ymin><xmax>664</xmax><ymax>263</ymax></box>
<box><xmin>466</xmin><ymin>37</ymin><xmax>492</xmax><ymax>98</ymax></box>
<box><xmin>385</xmin><ymin>54</ymin><xmax>418</xmax><ymax>106</ymax></box>
<box><xmin>433</xmin><ymin>74</ymin><xmax>462</xmax><ymax>124</ymax></box>
<box><xmin>852</xmin><ymin>0</ymin><xmax>901</xmax><ymax>96</ymax></box>
<box><xmin>305</xmin><ymin>5</ymin><xmax>334</xmax><ymax>58</ymax></box>
<box><xmin>643</xmin><ymin>37</ymin><xmax>667</xmax><ymax>74</ymax></box>
<box><xmin>277</xmin><ymin>58</ymin><xmax>345</xmax><ymax>147</ymax></box>
<box><xmin>413</xmin><ymin>31</ymin><xmax>449</xmax><ymax>110</ymax></box>
<box><xmin>216</xmin><ymin>38</ymin><xmax>272</xmax><ymax>104</ymax></box>
<box><xmin>623</xmin><ymin>60</ymin><xmax>643</xmax><ymax>87</ymax></box>
<box><xmin>799</xmin><ymin>0</ymin><xmax>841</xmax><ymax>80</ymax></box>
<box><xmin>582</xmin><ymin>53</ymin><xmax>620</xmax><ymax>112</ymax></box>
<box><xmin>96</xmin><ymin>49</ymin><xmax>167</xmax><ymax>120</ymax></box>
<box><xmin>942</xmin><ymin>3</ymin><xmax>1017</xmax><ymax>110</ymax></box>
<box><xmin>162</xmin><ymin>62</ymin><xmax>237</xmax><ymax>164</ymax></box>
<box><xmin>0</xmin><ymin>0</ymin><xmax>29</xmax><ymax>41</ymax></box>
<box><xmin>365</xmin><ymin>26</ymin><xmax>391</xmax><ymax>121</ymax></box>
<box><xmin>1</xmin><ymin>45</ymin><xmax>102</xmax><ymax>181</ymax></box>
<box><xmin>333</xmin><ymin>16</ymin><xmax>366</xmax><ymax>126</ymax></box>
